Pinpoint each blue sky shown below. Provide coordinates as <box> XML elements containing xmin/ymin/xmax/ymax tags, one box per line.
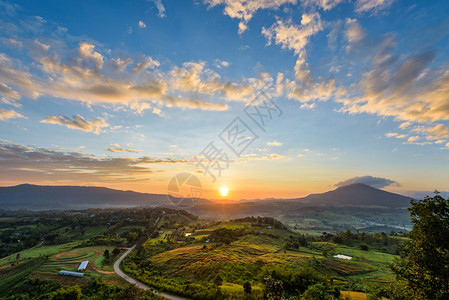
<box><xmin>0</xmin><ymin>0</ymin><xmax>448</xmax><ymax>199</ymax></box>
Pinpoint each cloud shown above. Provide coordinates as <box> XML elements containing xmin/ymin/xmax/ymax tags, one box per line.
<box><xmin>0</xmin><ymin>108</ymin><xmax>25</xmax><ymax>121</ymax></box>
<box><xmin>109</xmin><ymin>57</ymin><xmax>133</xmax><ymax>73</ymax></box>
<box><xmin>302</xmin><ymin>0</ymin><xmax>344</xmax><ymax>11</ymax></box>
<box><xmin>204</xmin><ymin>0</ymin><xmax>297</xmax><ymax>34</ymax></box>
<box><xmin>78</xmin><ymin>42</ymin><xmax>104</xmax><ymax>70</ymax></box>
<box><xmin>0</xmin><ymin>142</ymin><xmax>192</xmax><ymax>184</ymax></box>
<box><xmin>300</xmin><ymin>102</ymin><xmax>316</xmax><ymax>110</ymax></box>
<box><xmin>336</xmin><ymin>28</ymin><xmax>449</xmax><ymax>141</ymax></box>
<box><xmin>0</xmin><ymin>81</ymin><xmax>20</xmax><ymax>100</ymax></box>
<box><xmin>262</xmin><ymin>13</ymin><xmax>324</xmax><ymax>55</ymax></box>
<box><xmin>267</xmin><ymin>141</ymin><xmax>282</xmax><ymax>146</ymax></box>
<box><xmin>240</xmin><ymin>152</ymin><xmax>285</xmax><ymax>161</ymax></box>
<box><xmin>336</xmin><ymin>175</ymin><xmax>398</xmax><ymax>188</ymax></box>
<box><xmin>214</xmin><ymin>59</ymin><xmax>230</xmax><ymax>68</ymax></box>
<box><xmin>345</xmin><ymin>18</ymin><xmax>364</xmax><ymax>44</ymax></box>
<box><xmin>132</xmin><ymin>55</ymin><xmax>160</xmax><ymax>73</ymax></box>
<box><xmin>411</xmin><ymin>124</ymin><xmax>449</xmax><ymax>140</ymax></box>
<box><xmin>41</xmin><ymin>114</ymin><xmax>109</xmax><ymax>134</ymax></box>
<box><xmin>0</xmin><ymin>53</ymin><xmax>39</xmax><ymax>99</ymax></box>
<box><xmin>106</xmin><ymin>144</ymin><xmax>141</xmax><ymax>153</ymax></box>
<box><xmin>152</xmin><ymin>0</ymin><xmax>166</xmax><ymax>18</ymax></box>
<box><xmin>0</xmin><ymin>42</ymin><xmax>229</xmax><ymax>111</ymax></box>
<box><xmin>0</xmin><ymin>38</ymin><xmax>23</xmax><ymax>48</ymax></box>
<box><xmin>385</xmin><ymin>132</ymin><xmax>407</xmax><ymax>139</ymax></box>
<box><xmin>169</xmin><ymin>61</ymin><xmax>254</xmax><ymax>101</ymax></box>
<box><xmin>262</xmin><ymin>14</ymin><xmax>338</xmax><ymax>103</ymax></box>
<box><xmin>355</xmin><ymin>0</ymin><xmax>395</xmax><ymax>13</ymax></box>
<box><xmin>138</xmin><ymin>20</ymin><xmax>147</xmax><ymax>28</ymax></box>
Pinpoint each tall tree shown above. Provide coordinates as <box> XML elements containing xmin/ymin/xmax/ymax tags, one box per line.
<box><xmin>390</xmin><ymin>194</ymin><xmax>449</xmax><ymax>299</ymax></box>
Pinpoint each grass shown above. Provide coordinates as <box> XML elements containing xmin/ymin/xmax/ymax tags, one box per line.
<box><xmin>0</xmin><ymin>257</ymin><xmax>46</xmax><ymax>292</ymax></box>
<box><xmin>332</xmin><ymin>246</ymin><xmax>395</xmax><ymax>264</ymax></box>
<box><xmin>0</xmin><ymin>243</ymin><xmax>122</xmax><ymax>294</ymax></box>
<box><xmin>0</xmin><ymin>242</ymin><xmax>78</xmax><ymax>267</ymax></box>
<box><xmin>220</xmin><ymin>282</ymin><xmax>263</xmax><ymax>299</ymax></box>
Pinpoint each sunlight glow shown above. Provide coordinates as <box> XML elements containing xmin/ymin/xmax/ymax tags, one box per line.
<box><xmin>219</xmin><ymin>186</ymin><xmax>229</xmax><ymax>197</ymax></box>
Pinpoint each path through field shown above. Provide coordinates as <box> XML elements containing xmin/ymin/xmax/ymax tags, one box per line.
<box><xmin>114</xmin><ymin>245</ymin><xmax>187</xmax><ymax>300</ymax></box>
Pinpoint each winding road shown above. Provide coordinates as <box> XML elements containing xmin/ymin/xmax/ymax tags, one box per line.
<box><xmin>114</xmin><ymin>245</ymin><xmax>187</xmax><ymax>300</ymax></box>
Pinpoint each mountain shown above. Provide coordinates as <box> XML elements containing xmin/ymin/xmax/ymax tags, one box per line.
<box><xmin>0</xmin><ymin>184</ymin><xmax>172</xmax><ymax>210</ymax></box>
<box><xmin>0</xmin><ymin>183</ymin><xmax>412</xmax><ymax>212</ymax></box>
<box><xmin>292</xmin><ymin>183</ymin><xmax>413</xmax><ymax>208</ymax></box>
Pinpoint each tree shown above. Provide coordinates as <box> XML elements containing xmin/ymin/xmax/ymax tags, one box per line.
<box><xmin>112</xmin><ymin>247</ymin><xmax>121</xmax><ymax>256</ymax></box>
<box><xmin>50</xmin><ymin>286</ymin><xmax>81</xmax><ymax>300</ymax></box>
<box><xmin>243</xmin><ymin>281</ymin><xmax>252</xmax><ymax>296</ymax></box>
<box><xmin>214</xmin><ymin>275</ymin><xmax>223</xmax><ymax>289</ymax></box>
<box><xmin>390</xmin><ymin>194</ymin><xmax>449</xmax><ymax>299</ymax></box>
<box><xmin>263</xmin><ymin>276</ymin><xmax>285</xmax><ymax>300</ymax></box>
<box><xmin>103</xmin><ymin>249</ymin><xmax>110</xmax><ymax>259</ymax></box>
<box><xmin>301</xmin><ymin>283</ymin><xmax>330</xmax><ymax>300</ymax></box>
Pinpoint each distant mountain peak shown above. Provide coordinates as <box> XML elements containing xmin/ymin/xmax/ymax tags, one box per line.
<box><xmin>300</xmin><ymin>182</ymin><xmax>412</xmax><ymax>208</ymax></box>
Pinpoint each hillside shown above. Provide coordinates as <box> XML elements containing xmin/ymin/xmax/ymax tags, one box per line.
<box><xmin>0</xmin><ymin>184</ymin><xmax>170</xmax><ymax>210</ymax></box>
<box><xmin>295</xmin><ymin>183</ymin><xmax>412</xmax><ymax>208</ymax></box>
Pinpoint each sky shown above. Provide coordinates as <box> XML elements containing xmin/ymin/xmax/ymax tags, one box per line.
<box><xmin>0</xmin><ymin>0</ymin><xmax>448</xmax><ymax>200</ymax></box>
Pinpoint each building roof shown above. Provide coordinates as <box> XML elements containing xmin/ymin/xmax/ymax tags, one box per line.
<box><xmin>78</xmin><ymin>260</ymin><xmax>89</xmax><ymax>270</ymax></box>
<box><xmin>59</xmin><ymin>270</ymin><xmax>84</xmax><ymax>277</ymax></box>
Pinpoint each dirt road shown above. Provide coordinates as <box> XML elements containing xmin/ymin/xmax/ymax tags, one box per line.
<box><xmin>114</xmin><ymin>245</ymin><xmax>187</xmax><ymax>300</ymax></box>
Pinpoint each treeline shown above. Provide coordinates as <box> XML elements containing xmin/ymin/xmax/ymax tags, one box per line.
<box><xmin>0</xmin><ymin>207</ymin><xmax>195</xmax><ymax>257</ymax></box>
<box><xmin>283</xmin><ymin>229</ymin><xmax>403</xmax><ymax>253</ymax></box>
<box><xmin>4</xmin><ymin>278</ymin><xmax>163</xmax><ymax>299</ymax></box>
<box><xmin>234</xmin><ymin>216</ymin><xmax>289</xmax><ymax>230</ymax></box>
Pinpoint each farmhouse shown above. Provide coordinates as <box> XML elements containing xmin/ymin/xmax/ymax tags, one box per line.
<box><xmin>78</xmin><ymin>260</ymin><xmax>89</xmax><ymax>271</ymax></box>
<box><xmin>59</xmin><ymin>270</ymin><xmax>84</xmax><ymax>277</ymax></box>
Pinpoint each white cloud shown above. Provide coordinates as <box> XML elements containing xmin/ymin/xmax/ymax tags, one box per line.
<box><xmin>345</xmin><ymin>18</ymin><xmax>364</xmax><ymax>44</ymax></box>
<box><xmin>129</xmin><ymin>101</ymin><xmax>152</xmax><ymax>115</ymax></box>
<box><xmin>355</xmin><ymin>0</ymin><xmax>395</xmax><ymax>13</ymax></box>
<box><xmin>152</xmin><ymin>0</ymin><xmax>166</xmax><ymax>17</ymax></box>
<box><xmin>262</xmin><ymin>13</ymin><xmax>323</xmax><ymax>55</ymax></box>
<box><xmin>412</xmin><ymin>124</ymin><xmax>449</xmax><ymax>140</ymax></box>
<box><xmin>0</xmin><ymin>82</ymin><xmax>20</xmax><ymax>100</ymax></box>
<box><xmin>385</xmin><ymin>132</ymin><xmax>407</xmax><ymax>139</ymax></box>
<box><xmin>0</xmin><ymin>142</ymin><xmax>194</xmax><ymax>184</ymax></box>
<box><xmin>138</xmin><ymin>20</ymin><xmax>147</xmax><ymax>28</ymax></box>
<box><xmin>300</xmin><ymin>102</ymin><xmax>316</xmax><ymax>110</ymax></box>
<box><xmin>336</xmin><ymin>175</ymin><xmax>398</xmax><ymax>188</ymax></box>
<box><xmin>41</xmin><ymin>114</ymin><xmax>109</xmax><ymax>134</ymax></box>
<box><xmin>33</xmin><ymin>39</ymin><xmax>50</xmax><ymax>53</ymax></box>
<box><xmin>303</xmin><ymin>0</ymin><xmax>344</xmax><ymax>11</ymax></box>
<box><xmin>214</xmin><ymin>59</ymin><xmax>230</xmax><ymax>68</ymax></box>
<box><xmin>170</xmin><ymin>61</ymin><xmax>254</xmax><ymax>102</ymax></box>
<box><xmin>267</xmin><ymin>141</ymin><xmax>282</xmax><ymax>146</ymax></box>
<box><xmin>0</xmin><ymin>43</ymin><xmax>228</xmax><ymax>111</ymax></box>
<box><xmin>106</xmin><ymin>144</ymin><xmax>141</xmax><ymax>153</ymax></box>
<box><xmin>0</xmin><ymin>38</ymin><xmax>23</xmax><ymax>48</ymax></box>
<box><xmin>204</xmin><ymin>0</ymin><xmax>297</xmax><ymax>34</ymax></box>
<box><xmin>78</xmin><ymin>42</ymin><xmax>104</xmax><ymax>70</ymax></box>
<box><xmin>132</xmin><ymin>55</ymin><xmax>160</xmax><ymax>73</ymax></box>
<box><xmin>0</xmin><ymin>108</ymin><xmax>25</xmax><ymax>121</ymax></box>
<box><xmin>336</xmin><ymin>30</ymin><xmax>449</xmax><ymax>142</ymax></box>
<box><xmin>262</xmin><ymin>13</ymin><xmax>337</xmax><ymax>104</ymax></box>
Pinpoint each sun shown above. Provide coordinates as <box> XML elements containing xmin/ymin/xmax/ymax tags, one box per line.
<box><xmin>219</xmin><ymin>186</ymin><xmax>229</xmax><ymax>197</ymax></box>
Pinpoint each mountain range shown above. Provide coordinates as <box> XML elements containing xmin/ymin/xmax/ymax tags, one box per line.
<box><xmin>0</xmin><ymin>182</ymin><xmax>413</xmax><ymax>211</ymax></box>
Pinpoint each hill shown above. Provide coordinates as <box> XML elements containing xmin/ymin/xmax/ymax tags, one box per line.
<box><xmin>0</xmin><ymin>184</ymin><xmax>170</xmax><ymax>210</ymax></box>
<box><xmin>293</xmin><ymin>183</ymin><xmax>412</xmax><ymax>208</ymax></box>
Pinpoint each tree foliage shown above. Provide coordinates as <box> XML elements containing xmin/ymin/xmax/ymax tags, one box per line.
<box><xmin>390</xmin><ymin>194</ymin><xmax>449</xmax><ymax>299</ymax></box>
